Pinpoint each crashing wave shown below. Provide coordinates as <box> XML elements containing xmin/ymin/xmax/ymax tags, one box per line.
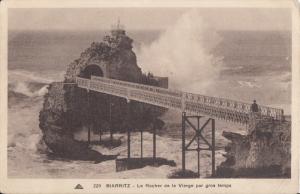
<box><xmin>7</xmin><ymin>69</ymin><xmax>63</xmax><ymax>98</ymax></box>
<box><xmin>7</xmin><ymin>69</ymin><xmax>56</xmax><ymax>107</ymax></box>
<box><xmin>9</xmin><ymin>82</ymin><xmax>48</xmax><ymax>98</ymax></box>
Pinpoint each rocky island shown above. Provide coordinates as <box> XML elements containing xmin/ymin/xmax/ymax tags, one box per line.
<box><xmin>39</xmin><ymin>26</ymin><xmax>167</xmax><ymax>162</ymax></box>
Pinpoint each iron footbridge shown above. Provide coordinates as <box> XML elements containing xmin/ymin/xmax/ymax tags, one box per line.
<box><xmin>76</xmin><ymin>75</ymin><xmax>284</xmax><ymax>125</ymax></box>
<box><xmin>75</xmin><ymin>75</ymin><xmax>285</xmax><ymax>177</ymax></box>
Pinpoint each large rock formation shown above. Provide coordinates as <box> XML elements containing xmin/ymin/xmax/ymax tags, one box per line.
<box><xmin>64</xmin><ymin>28</ymin><xmax>143</xmax><ymax>83</ymax></box>
<box><xmin>39</xmin><ymin>27</ymin><xmax>166</xmax><ymax>161</ymax></box>
<box><xmin>216</xmin><ymin>114</ymin><xmax>291</xmax><ymax>178</ymax></box>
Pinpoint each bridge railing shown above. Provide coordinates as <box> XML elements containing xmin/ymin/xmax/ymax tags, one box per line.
<box><xmin>91</xmin><ymin>76</ymin><xmax>183</xmax><ymax>98</ymax></box>
<box><xmin>183</xmin><ymin>92</ymin><xmax>284</xmax><ymax>121</ymax></box>
<box><xmin>76</xmin><ymin>76</ymin><xmax>284</xmax><ymax>124</ymax></box>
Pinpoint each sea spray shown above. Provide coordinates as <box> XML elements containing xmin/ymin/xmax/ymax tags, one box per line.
<box><xmin>11</xmin><ymin>82</ymin><xmax>48</xmax><ymax>97</ymax></box>
<box><xmin>137</xmin><ymin>10</ymin><xmax>223</xmax><ymax>93</ymax></box>
<box><xmin>8</xmin><ymin>104</ymin><xmax>45</xmax><ymax>153</ymax></box>
<box><xmin>7</xmin><ymin>69</ymin><xmax>65</xmax><ymax>100</ymax></box>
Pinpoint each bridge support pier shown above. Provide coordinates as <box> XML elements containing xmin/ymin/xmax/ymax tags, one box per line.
<box><xmin>109</xmin><ymin>96</ymin><xmax>114</xmax><ymax>144</ymax></box>
<box><xmin>87</xmin><ymin>90</ymin><xmax>91</xmax><ymax>145</ymax></box>
<box><xmin>88</xmin><ymin>125</ymin><xmax>91</xmax><ymax>145</ymax></box>
<box><xmin>99</xmin><ymin>129</ymin><xmax>102</xmax><ymax>143</ymax></box>
<box><xmin>127</xmin><ymin>99</ymin><xmax>131</xmax><ymax>159</ymax></box>
<box><xmin>127</xmin><ymin>128</ymin><xmax>131</xmax><ymax>158</ymax></box>
<box><xmin>153</xmin><ymin>124</ymin><xmax>156</xmax><ymax>160</ymax></box>
<box><xmin>181</xmin><ymin>112</ymin><xmax>216</xmax><ymax>177</ymax></box>
<box><xmin>140</xmin><ymin>129</ymin><xmax>143</xmax><ymax>158</ymax></box>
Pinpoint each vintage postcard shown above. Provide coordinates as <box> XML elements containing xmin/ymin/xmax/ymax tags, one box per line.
<box><xmin>0</xmin><ymin>0</ymin><xmax>299</xmax><ymax>193</ymax></box>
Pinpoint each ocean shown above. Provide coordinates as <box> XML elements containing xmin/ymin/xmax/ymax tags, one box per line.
<box><xmin>7</xmin><ymin>29</ymin><xmax>291</xmax><ymax>178</ymax></box>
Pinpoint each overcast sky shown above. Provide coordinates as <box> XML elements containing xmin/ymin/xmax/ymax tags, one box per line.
<box><xmin>8</xmin><ymin>8</ymin><xmax>291</xmax><ymax>31</ymax></box>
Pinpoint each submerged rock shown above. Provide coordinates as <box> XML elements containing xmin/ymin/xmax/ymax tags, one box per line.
<box><xmin>116</xmin><ymin>157</ymin><xmax>176</xmax><ymax>172</ymax></box>
<box><xmin>168</xmin><ymin>169</ymin><xmax>199</xmax><ymax>179</ymax></box>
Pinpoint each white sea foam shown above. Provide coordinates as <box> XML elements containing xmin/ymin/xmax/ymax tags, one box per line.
<box><xmin>8</xmin><ymin>69</ymin><xmax>64</xmax><ymax>98</ymax></box>
<box><xmin>137</xmin><ymin>10</ymin><xmax>223</xmax><ymax>93</ymax></box>
<box><xmin>12</xmin><ymin>82</ymin><xmax>48</xmax><ymax>97</ymax></box>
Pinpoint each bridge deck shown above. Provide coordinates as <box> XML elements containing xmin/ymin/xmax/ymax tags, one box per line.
<box><xmin>75</xmin><ymin>76</ymin><xmax>284</xmax><ymax>125</ymax></box>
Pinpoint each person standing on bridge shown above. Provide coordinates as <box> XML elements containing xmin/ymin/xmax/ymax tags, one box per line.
<box><xmin>251</xmin><ymin>100</ymin><xmax>259</xmax><ymax>112</ymax></box>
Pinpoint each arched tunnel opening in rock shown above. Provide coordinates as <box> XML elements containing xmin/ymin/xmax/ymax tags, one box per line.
<box><xmin>75</xmin><ymin>63</ymin><xmax>166</xmax><ymax>144</ymax></box>
<box><xmin>76</xmin><ymin>64</ymin><xmax>130</xmax><ymax>147</ymax></box>
<box><xmin>80</xmin><ymin>64</ymin><xmax>104</xmax><ymax>79</ymax></box>
<box><xmin>78</xmin><ymin>64</ymin><xmax>110</xmax><ymax>141</ymax></box>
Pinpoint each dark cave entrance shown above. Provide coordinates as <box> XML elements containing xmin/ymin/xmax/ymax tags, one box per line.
<box><xmin>81</xmin><ymin>64</ymin><xmax>104</xmax><ymax>79</ymax></box>
<box><xmin>78</xmin><ymin>64</ymin><xmax>106</xmax><ymax>144</ymax></box>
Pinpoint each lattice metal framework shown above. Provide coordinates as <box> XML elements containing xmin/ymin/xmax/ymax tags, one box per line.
<box><xmin>76</xmin><ymin>76</ymin><xmax>284</xmax><ymax>125</ymax></box>
<box><xmin>181</xmin><ymin>112</ymin><xmax>215</xmax><ymax>177</ymax></box>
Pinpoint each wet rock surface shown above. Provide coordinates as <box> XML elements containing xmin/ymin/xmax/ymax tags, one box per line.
<box><xmin>39</xmin><ymin>29</ymin><xmax>166</xmax><ymax>162</ymax></box>
<box><xmin>116</xmin><ymin>157</ymin><xmax>176</xmax><ymax>172</ymax></box>
<box><xmin>168</xmin><ymin>169</ymin><xmax>199</xmax><ymax>179</ymax></box>
<box><xmin>216</xmin><ymin>114</ymin><xmax>291</xmax><ymax>178</ymax></box>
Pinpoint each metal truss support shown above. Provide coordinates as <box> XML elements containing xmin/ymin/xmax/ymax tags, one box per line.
<box><xmin>182</xmin><ymin>112</ymin><xmax>186</xmax><ymax>171</ymax></box>
<box><xmin>181</xmin><ymin>112</ymin><xmax>216</xmax><ymax>177</ymax></box>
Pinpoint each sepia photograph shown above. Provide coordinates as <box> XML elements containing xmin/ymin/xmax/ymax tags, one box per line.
<box><xmin>0</xmin><ymin>0</ymin><xmax>299</xmax><ymax>193</ymax></box>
